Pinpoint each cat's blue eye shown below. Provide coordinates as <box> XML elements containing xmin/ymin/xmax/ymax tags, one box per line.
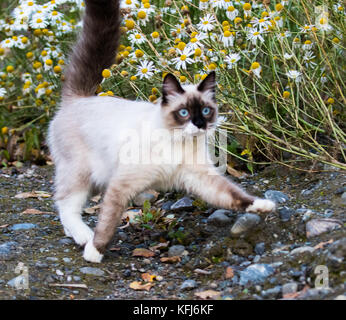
<box><xmin>179</xmin><ymin>109</ymin><xmax>189</xmax><ymax>117</ymax></box>
<box><xmin>202</xmin><ymin>107</ymin><xmax>211</xmax><ymax>116</ymax></box>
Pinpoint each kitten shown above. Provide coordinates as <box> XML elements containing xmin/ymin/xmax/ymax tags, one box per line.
<box><xmin>48</xmin><ymin>0</ymin><xmax>275</xmax><ymax>263</ymax></box>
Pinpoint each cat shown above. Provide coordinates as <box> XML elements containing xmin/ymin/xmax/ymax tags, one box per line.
<box><xmin>48</xmin><ymin>0</ymin><xmax>275</xmax><ymax>263</ymax></box>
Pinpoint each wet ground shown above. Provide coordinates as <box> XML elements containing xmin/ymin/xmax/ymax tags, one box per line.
<box><xmin>0</xmin><ymin>164</ymin><xmax>345</xmax><ymax>300</ymax></box>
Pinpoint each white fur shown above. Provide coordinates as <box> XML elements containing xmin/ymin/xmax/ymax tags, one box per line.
<box><xmin>56</xmin><ymin>192</ymin><xmax>94</xmax><ymax>246</ymax></box>
<box><xmin>246</xmin><ymin>198</ymin><xmax>276</xmax><ymax>213</ymax></box>
<box><xmin>83</xmin><ymin>239</ymin><xmax>103</xmax><ymax>263</ymax></box>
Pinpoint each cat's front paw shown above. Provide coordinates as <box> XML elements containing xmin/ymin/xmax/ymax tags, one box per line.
<box><xmin>83</xmin><ymin>239</ymin><xmax>104</xmax><ymax>263</ymax></box>
<box><xmin>246</xmin><ymin>198</ymin><xmax>276</xmax><ymax>213</ymax></box>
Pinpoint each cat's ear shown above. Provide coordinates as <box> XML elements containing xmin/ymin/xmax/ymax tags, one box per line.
<box><xmin>197</xmin><ymin>71</ymin><xmax>216</xmax><ymax>100</ymax></box>
<box><xmin>162</xmin><ymin>73</ymin><xmax>185</xmax><ymax>105</ymax></box>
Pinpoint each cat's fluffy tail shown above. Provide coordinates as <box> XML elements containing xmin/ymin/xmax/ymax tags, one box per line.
<box><xmin>62</xmin><ymin>0</ymin><xmax>121</xmax><ymax>98</ymax></box>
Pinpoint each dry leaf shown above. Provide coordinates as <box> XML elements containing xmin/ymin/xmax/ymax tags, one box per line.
<box><xmin>160</xmin><ymin>256</ymin><xmax>181</xmax><ymax>264</ymax></box>
<box><xmin>226</xmin><ymin>165</ymin><xmax>247</xmax><ymax>178</ymax></box>
<box><xmin>194</xmin><ymin>290</ymin><xmax>221</xmax><ymax>300</ymax></box>
<box><xmin>14</xmin><ymin>191</ymin><xmax>51</xmax><ymax>199</ymax></box>
<box><xmin>0</xmin><ymin>224</ymin><xmax>9</xmax><ymax>228</ymax></box>
<box><xmin>129</xmin><ymin>281</ymin><xmax>154</xmax><ymax>291</ymax></box>
<box><xmin>109</xmin><ymin>247</ymin><xmax>121</xmax><ymax>251</ymax></box>
<box><xmin>21</xmin><ymin>208</ymin><xmax>55</xmax><ymax>215</ymax></box>
<box><xmin>91</xmin><ymin>194</ymin><xmax>102</xmax><ymax>203</ymax></box>
<box><xmin>141</xmin><ymin>273</ymin><xmax>157</xmax><ymax>282</ymax></box>
<box><xmin>122</xmin><ymin>209</ymin><xmax>142</xmax><ymax>224</ymax></box>
<box><xmin>225</xmin><ymin>266</ymin><xmax>234</xmax><ymax>279</ymax></box>
<box><xmin>83</xmin><ymin>205</ymin><xmax>100</xmax><ymax>214</ymax></box>
<box><xmin>314</xmin><ymin>239</ymin><xmax>333</xmax><ymax>250</ymax></box>
<box><xmin>149</xmin><ymin>241</ymin><xmax>169</xmax><ymax>252</ymax></box>
<box><xmin>282</xmin><ymin>285</ymin><xmax>310</xmax><ymax>299</ymax></box>
<box><xmin>132</xmin><ymin>248</ymin><xmax>155</xmax><ymax>258</ymax></box>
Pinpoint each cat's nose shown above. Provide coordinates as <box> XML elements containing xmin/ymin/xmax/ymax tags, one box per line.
<box><xmin>193</xmin><ymin>119</ymin><xmax>205</xmax><ymax>129</ymax></box>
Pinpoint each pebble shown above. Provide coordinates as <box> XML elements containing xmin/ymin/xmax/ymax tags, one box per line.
<box><xmin>278</xmin><ymin>206</ymin><xmax>294</xmax><ymax>222</ymax></box>
<box><xmin>180</xmin><ymin>279</ymin><xmax>197</xmax><ymax>291</ymax></box>
<box><xmin>46</xmin><ymin>257</ymin><xmax>59</xmax><ymax>262</ymax></box>
<box><xmin>239</xmin><ymin>264</ymin><xmax>275</xmax><ymax>285</ymax></box>
<box><xmin>10</xmin><ymin>223</ymin><xmax>37</xmax><ymax>231</ymax></box>
<box><xmin>168</xmin><ymin>245</ymin><xmax>186</xmax><ymax>257</ymax></box>
<box><xmin>261</xmin><ymin>286</ymin><xmax>282</xmax><ymax>298</ymax></box>
<box><xmin>56</xmin><ymin>269</ymin><xmax>64</xmax><ymax>276</ymax></box>
<box><xmin>7</xmin><ymin>275</ymin><xmax>27</xmax><ymax>289</ymax></box>
<box><xmin>254</xmin><ymin>242</ymin><xmax>265</xmax><ymax>255</ymax></box>
<box><xmin>133</xmin><ymin>192</ymin><xmax>157</xmax><ymax>207</ymax></box>
<box><xmin>170</xmin><ymin>197</ymin><xmax>194</xmax><ymax>211</ymax></box>
<box><xmin>161</xmin><ymin>201</ymin><xmax>174</xmax><ymax>211</ymax></box>
<box><xmin>63</xmin><ymin>257</ymin><xmax>71</xmax><ymax>263</ymax></box>
<box><xmin>58</xmin><ymin>238</ymin><xmax>74</xmax><ymax>245</ymax></box>
<box><xmin>0</xmin><ymin>241</ymin><xmax>17</xmax><ymax>261</ymax></box>
<box><xmin>230</xmin><ymin>213</ymin><xmax>261</xmax><ymax>236</ymax></box>
<box><xmin>207</xmin><ymin>210</ymin><xmax>232</xmax><ymax>226</ymax></box>
<box><xmin>306</xmin><ymin>218</ymin><xmax>342</xmax><ymax>238</ymax></box>
<box><xmin>341</xmin><ymin>192</ymin><xmax>346</xmax><ymax>205</ymax></box>
<box><xmin>79</xmin><ymin>267</ymin><xmax>105</xmax><ymax>276</ymax></box>
<box><xmin>264</xmin><ymin>190</ymin><xmax>289</xmax><ymax>204</ymax></box>
<box><xmin>282</xmin><ymin>282</ymin><xmax>298</xmax><ymax>296</ymax></box>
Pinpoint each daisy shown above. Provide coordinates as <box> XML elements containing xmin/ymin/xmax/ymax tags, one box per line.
<box><xmin>303</xmin><ymin>51</ymin><xmax>317</xmax><ymax>68</ymax></box>
<box><xmin>211</xmin><ymin>0</ymin><xmax>224</xmax><ymax>10</ymax></box>
<box><xmin>286</xmin><ymin>70</ymin><xmax>302</xmax><ymax>83</ymax></box>
<box><xmin>316</xmin><ymin>17</ymin><xmax>333</xmax><ymax>32</ymax></box>
<box><xmin>226</xmin><ymin>6</ymin><xmax>239</xmax><ymax>20</ymax></box>
<box><xmin>199</xmin><ymin>0</ymin><xmax>209</xmax><ymax>9</ymax></box>
<box><xmin>225</xmin><ymin>52</ymin><xmax>241</xmax><ymax>69</ymax></box>
<box><xmin>220</xmin><ymin>30</ymin><xmax>235</xmax><ymax>47</ymax></box>
<box><xmin>128</xmin><ymin>32</ymin><xmax>146</xmax><ymax>45</ymax></box>
<box><xmin>277</xmin><ymin>31</ymin><xmax>291</xmax><ymax>40</ymax></box>
<box><xmin>197</xmin><ymin>14</ymin><xmax>216</xmax><ymax>32</ymax></box>
<box><xmin>151</xmin><ymin>31</ymin><xmax>160</xmax><ymax>44</ymax></box>
<box><xmin>247</xmin><ymin>29</ymin><xmax>264</xmax><ymax>45</ymax></box>
<box><xmin>171</xmin><ymin>47</ymin><xmax>195</xmax><ymax>70</ymax></box>
<box><xmin>243</xmin><ymin>3</ymin><xmax>252</xmax><ymax>18</ymax></box>
<box><xmin>136</xmin><ymin>60</ymin><xmax>156</xmax><ymax>79</ymax></box>
<box><xmin>0</xmin><ymin>87</ymin><xmax>6</xmax><ymax>99</ymax></box>
<box><xmin>221</xmin><ymin>0</ymin><xmax>233</xmax><ymax>9</ymax></box>
<box><xmin>29</xmin><ymin>14</ymin><xmax>49</xmax><ymax>29</ymax></box>
<box><xmin>250</xmin><ymin>61</ymin><xmax>261</xmax><ymax>78</ymax></box>
<box><xmin>283</xmin><ymin>53</ymin><xmax>293</xmax><ymax>60</ymax></box>
<box><xmin>120</xmin><ymin>0</ymin><xmax>139</xmax><ymax>10</ymax></box>
<box><xmin>11</xmin><ymin>18</ymin><xmax>29</xmax><ymax>31</ymax></box>
<box><xmin>47</xmin><ymin>10</ymin><xmax>64</xmax><ymax>22</ymax></box>
<box><xmin>251</xmin><ymin>17</ymin><xmax>272</xmax><ymax>32</ymax></box>
<box><xmin>186</xmin><ymin>32</ymin><xmax>207</xmax><ymax>50</ymax></box>
<box><xmin>302</xmin><ymin>40</ymin><xmax>313</xmax><ymax>50</ymax></box>
<box><xmin>300</xmin><ymin>24</ymin><xmax>315</xmax><ymax>33</ymax></box>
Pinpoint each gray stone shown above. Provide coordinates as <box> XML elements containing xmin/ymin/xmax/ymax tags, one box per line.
<box><xmin>161</xmin><ymin>201</ymin><xmax>174</xmax><ymax>211</ymax></box>
<box><xmin>306</xmin><ymin>219</ymin><xmax>342</xmax><ymax>238</ymax></box>
<box><xmin>282</xmin><ymin>282</ymin><xmax>298</xmax><ymax>296</ymax></box>
<box><xmin>278</xmin><ymin>206</ymin><xmax>294</xmax><ymax>222</ymax></box>
<box><xmin>207</xmin><ymin>210</ymin><xmax>232</xmax><ymax>226</ymax></box>
<box><xmin>10</xmin><ymin>223</ymin><xmax>37</xmax><ymax>231</ymax></box>
<box><xmin>239</xmin><ymin>264</ymin><xmax>275</xmax><ymax>285</ymax></box>
<box><xmin>7</xmin><ymin>275</ymin><xmax>28</xmax><ymax>289</ymax></box>
<box><xmin>230</xmin><ymin>213</ymin><xmax>261</xmax><ymax>236</ymax></box>
<box><xmin>254</xmin><ymin>242</ymin><xmax>265</xmax><ymax>255</ymax></box>
<box><xmin>180</xmin><ymin>279</ymin><xmax>197</xmax><ymax>291</ymax></box>
<box><xmin>341</xmin><ymin>192</ymin><xmax>346</xmax><ymax>205</ymax></box>
<box><xmin>264</xmin><ymin>190</ymin><xmax>289</xmax><ymax>204</ymax></box>
<box><xmin>133</xmin><ymin>192</ymin><xmax>157</xmax><ymax>207</ymax></box>
<box><xmin>170</xmin><ymin>197</ymin><xmax>194</xmax><ymax>211</ymax></box>
<box><xmin>63</xmin><ymin>257</ymin><xmax>71</xmax><ymax>263</ymax></box>
<box><xmin>261</xmin><ymin>286</ymin><xmax>282</xmax><ymax>298</ymax></box>
<box><xmin>0</xmin><ymin>241</ymin><xmax>17</xmax><ymax>260</ymax></box>
<box><xmin>168</xmin><ymin>245</ymin><xmax>185</xmax><ymax>257</ymax></box>
<box><xmin>58</xmin><ymin>238</ymin><xmax>74</xmax><ymax>245</ymax></box>
<box><xmin>79</xmin><ymin>267</ymin><xmax>105</xmax><ymax>276</ymax></box>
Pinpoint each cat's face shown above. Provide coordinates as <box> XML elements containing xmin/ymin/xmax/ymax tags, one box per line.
<box><xmin>160</xmin><ymin>72</ymin><xmax>218</xmax><ymax>135</ymax></box>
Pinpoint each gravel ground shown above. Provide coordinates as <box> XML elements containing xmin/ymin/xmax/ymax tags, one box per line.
<box><xmin>0</xmin><ymin>164</ymin><xmax>345</xmax><ymax>300</ymax></box>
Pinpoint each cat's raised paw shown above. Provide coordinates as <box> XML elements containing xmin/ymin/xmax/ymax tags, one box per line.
<box><xmin>246</xmin><ymin>198</ymin><xmax>276</xmax><ymax>213</ymax></box>
<box><xmin>83</xmin><ymin>239</ymin><xmax>104</xmax><ymax>263</ymax></box>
